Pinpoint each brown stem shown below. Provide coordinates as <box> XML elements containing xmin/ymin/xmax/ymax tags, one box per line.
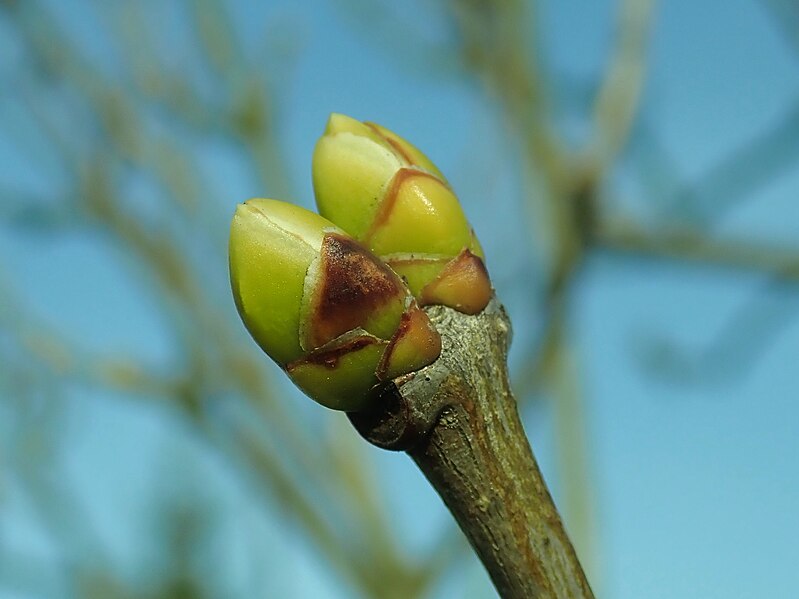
<box><xmin>350</xmin><ymin>300</ymin><xmax>594</xmax><ymax>598</ymax></box>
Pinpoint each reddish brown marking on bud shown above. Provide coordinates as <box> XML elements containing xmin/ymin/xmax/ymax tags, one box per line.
<box><xmin>376</xmin><ymin>309</ymin><xmax>413</xmax><ymax>380</ymax></box>
<box><xmin>363</xmin><ymin>168</ymin><xmax>440</xmax><ymax>245</ymax></box>
<box><xmin>287</xmin><ymin>335</ymin><xmax>381</xmax><ymax>371</ymax></box>
<box><xmin>307</xmin><ymin>234</ymin><xmax>404</xmax><ymax>347</ymax></box>
<box><xmin>365</xmin><ymin>122</ymin><xmax>415</xmax><ymax>165</ymax></box>
<box><xmin>420</xmin><ymin>249</ymin><xmax>492</xmax><ymax>315</ymax></box>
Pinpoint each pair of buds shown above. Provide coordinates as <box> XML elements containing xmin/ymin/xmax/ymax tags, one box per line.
<box><xmin>229</xmin><ymin>114</ymin><xmax>492</xmax><ymax>411</ymax></box>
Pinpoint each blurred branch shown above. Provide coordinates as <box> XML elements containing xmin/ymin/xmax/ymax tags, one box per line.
<box><xmin>186</xmin><ymin>0</ymin><xmax>242</xmax><ymax>78</ymax></box>
<box><xmin>549</xmin><ymin>337</ymin><xmax>599</xmax><ymax>591</ymax></box>
<box><xmin>1</xmin><ymin>272</ymin><xmax>428</xmax><ymax>597</ymax></box>
<box><xmin>0</xmin><ymin>186</ymin><xmax>79</xmax><ymax>232</ymax></box>
<box><xmin>658</xmin><ymin>100</ymin><xmax>799</xmax><ymax>226</ymax></box>
<box><xmin>0</xmin><ymin>370</ymin><xmax>114</xmax><ymax>596</ymax></box>
<box><xmin>1</xmin><ymin>2</ymin><xmax>420</xmax><ymax>597</ymax></box>
<box><xmin>587</xmin><ymin>0</ymin><xmax>655</xmax><ymax>178</ymax></box>
<box><xmin>213</xmin><ymin>410</ymin><xmax>428</xmax><ymax>599</ymax></box>
<box><xmin>326</xmin><ymin>419</ymin><xmax>417</xmax><ymax>577</ymax></box>
<box><xmin>597</xmin><ymin>218</ymin><xmax>799</xmax><ymax>281</ymax></box>
<box><xmin>185</xmin><ymin>0</ymin><xmax>294</xmax><ymax>199</ymax></box>
<box><xmin>760</xmin><ymin>0</ymin><xmax>799</xmax><ymax>56</ymax></box>
<box><xmin>637</xmin><ymin>276</ymin><xmax>799</xmax><ymax>384</ymax></box>
<box><xmin>447</xmin><ymin>0</ymin><xmax>567</xmax><ymax>184</ymax></box>
<box><xmin>3</xmin><ymin>0</ymin><xmax>793</xmax><ymax>596</ymax></box>
<box><xmin>443</xmin><ymin>6</ymin><xmax>599</xmax><ymax>578</ymax></box>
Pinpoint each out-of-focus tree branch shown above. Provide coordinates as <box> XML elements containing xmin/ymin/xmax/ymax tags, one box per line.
<box><xmin>448</xmin><ymin>0</ymin><xmax>567</xmax><ymax>186</ymax></box>
<box><xmin>441</xmin><ymin>1</ymin><xmax>656</xmax><ymax>584</ymax></box>
<box><xmin>3</xmin><ymin>0</ymin><xmax>797</xmax><ymax>596</ymax></box>
<box><xmin>597</xmin><ymin>218</ymin><xmax>799</xmax><ymax>281</ymax></box>
<box><xmin>761</xmin><ymin>0</ymin><xmax>799</xmax><ymax>56</ymax></box>
<box><xmin>657</xmin><ymin>100</ymin><xmax>799</xmax><ymax>226</ymax></box>
<box><xmin>637</xmin><ymin>277</ymin><xmax>799</xmax><ymax>383</ymax></box>
<box><xmin>587</xmin><ymin>0</ymin><xmax>655</xmax><ymax>178</ymax></box>
<box><xmin>1</xmin><ymin>1</ymin><xmax>441</xmax><ymax>596</ymax></box>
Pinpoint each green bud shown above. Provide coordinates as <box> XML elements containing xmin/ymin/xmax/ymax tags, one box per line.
<box><xmin>229</xmin><ymin>198</ymin><xmax>441</xmax><ymax>411</ymax></box>
<box><xmin>312</xmin><ymin>114</ymin><xmax>492</xmax><ymax>315</ymax></box>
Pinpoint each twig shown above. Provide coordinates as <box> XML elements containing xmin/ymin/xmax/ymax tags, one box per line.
<box><xmin>350</xmin><ymin>300</ymin><xmax>594</xmax><ymax>598</ymax></box>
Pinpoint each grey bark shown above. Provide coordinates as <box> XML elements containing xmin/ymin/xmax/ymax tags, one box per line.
<box><xmin>349</xmin><ymin>299</ymin><xmax>594</xmax><ymax>599</ymax></box>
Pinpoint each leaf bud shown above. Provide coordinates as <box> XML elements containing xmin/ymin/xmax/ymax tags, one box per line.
<box><xmin>229</xmin><ymin>198</ymin><xmax>441</xmax><ymax>411</ymax></box>
<box><xmin>313</xmin><ymin>114</ymin><xmax>491</xmax><ymax>314</ymax></box>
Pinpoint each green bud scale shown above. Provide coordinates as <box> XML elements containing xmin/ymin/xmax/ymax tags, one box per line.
<box><xmin>230</xmin><ymin>199</ymin><xmax>441</xmax><ymax>411</ymax></box>
<box><xmin>313</xmin><ymin>113</ymin><xmax>492</xmax><ymax>315</ymax></box>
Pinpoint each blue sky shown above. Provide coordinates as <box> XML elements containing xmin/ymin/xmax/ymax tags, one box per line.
<box><xmin>1</xmin><ymin>0</ymin><xmax>798</xmax><ymax>598</ymax></box>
